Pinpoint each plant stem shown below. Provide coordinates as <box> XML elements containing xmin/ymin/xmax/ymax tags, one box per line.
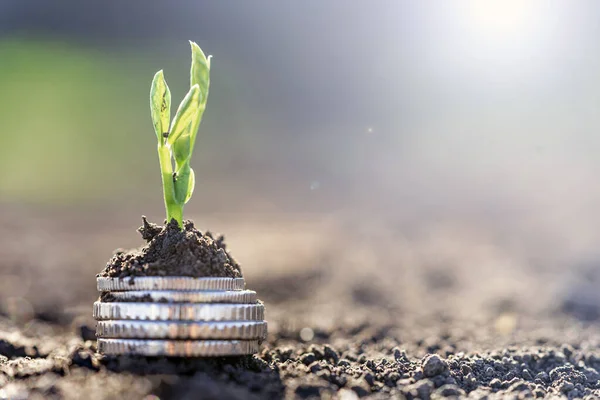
<box><xmin>158</xmin><ymin>143</ymin><xmax>183</xmax><ymax>226</ymax></box>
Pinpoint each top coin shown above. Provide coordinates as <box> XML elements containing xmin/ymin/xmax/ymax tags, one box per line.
<box><xmin>97</xmin><ymin>277</ymin><xmax>246</xmax><ymax>292</ymax></box>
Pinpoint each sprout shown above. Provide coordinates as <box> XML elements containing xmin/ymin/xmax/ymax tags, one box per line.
<box><xmin>149</xmin><ymin>41</ymin><xmax>211</xmax><ymax>227</ymax></box>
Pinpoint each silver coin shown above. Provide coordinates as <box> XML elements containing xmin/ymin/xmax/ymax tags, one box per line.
<box><xmin>105</xmin><ymin>290</ymin><xmax>257</xmax><ymax>304</ymax></box>
<box><xmin>97</xmin><ymin>277</ymin><xmax>245</xmax><ymax>292</ymax></box>
<box><xmin>97</xmin><ymin>320</ymin><xmax>267</xmax><ymax>340</ymax></box>
<box><xmin>93</xmin><ymin>302</ymin><xmax>264</xmax><ymax>321</ymax></box>
<box><xmin>97</xmin><ymin>338</ymin><xmax>260</xmax><ymax>356</ymax></box>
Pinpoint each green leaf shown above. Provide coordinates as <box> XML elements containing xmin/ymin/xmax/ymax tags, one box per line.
<box><xmin>173</xmin><ymin>164</ymin><xmax>193</xmax><ymax>205</ymax></box>
<box><xmin>172</xmin><ymin>102</ymin><xmax>206</xmax><ymax>166</ymax></box>
<box><xmin>188</xmin><ymin>41</ymin><xmax>211</xmax><ymax>160</ymax></box>
<box><xmin>185</xmin><ymin>167</ymin><xmax>195</xmax><ymax>203</ymax></box>
<box><xmin>150</xmin><ymin>70</ymin><xmax>171</xmax><ymax>143</ymax></box>
<box><xmin>167</xmin><ymin>84</ymin><xmax>200</xmax><ymax>148</ymax></box>
<box><xmin>189</xmin><ymin>41</ymin><xmax>211</xmax><ymax>104</ymax></box>
<box><xmin>172</xmin><ymin>133</ymin><xmax>190</xmax><ymax>166</ymax></box>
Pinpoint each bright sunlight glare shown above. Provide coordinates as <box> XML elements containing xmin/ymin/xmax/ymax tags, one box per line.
<box><xmin>412</xmin><ymin>1</ymin><xmax>572</xmax><ymax>84</ymax></box>
<box><xmin>465</xmin><ymin>1</ymin><xmax>542</xmax><ymax>42</ymax></box>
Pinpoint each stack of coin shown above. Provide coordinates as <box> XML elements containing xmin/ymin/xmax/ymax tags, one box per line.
<box><xmin>93</xmin><ymin>277</ymin><xmax>267</xmax><ymax>357</ymax></box>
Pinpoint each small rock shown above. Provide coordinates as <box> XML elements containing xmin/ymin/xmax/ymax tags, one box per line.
<box><xmin>503</xmin><ymin>372</ymin><xmax>515</xmax><ymax>381</ymax></box>
<box><xmin>300</xmin><ymin>353</ymin><xmax>316</xmax><ymax>365</ymax></box>
<box><xmin>535</xmin><ymin>372</ymin><xmax>549</xmax><ymax>383</ymax></box>
<box><xmin>78</xmin><ymin>325</ymin><xmax>96</xmax><ymax>342</ymax></box>
<box><xmin>490</xmin><ymin>378</ymin><xmax>502</xmax><ymax>389</ymax></box>
<box><xmin>532</xmin><ymin>388</ymin><xmax>545</xmax><ymax>398</ymax></box>
<box><xmin>508</xmin><ymin>381</ymin><xmax>530</xmax><ymax>393</ymax></box>
<box><xmin>405</xmin><ymin>379</ymin><xmax>434</xmax><ymax>400</ymax></box>
<box><xmin>365</xmin><ymin>360</ymin><xmax>375</xmax><ymax>371</ymax></box>
<box><xmin>583</xmin><ymin>367</ymin><xmax>600</xmax><ymax>382</ymax></box>
<box><xmin>350</xmin><ymin>381</ymin><xmax>370</xmax><ymax>397</ymax></box>
<box><xmin>561</xmin><ymin>344</ymin><xmax>574</xmax><ymax>359</ymax></box>
<box><xmin>308</xmin><ymin>362</ymin><xmax>322</xmax><ymax>373</ymax></box>
<box><xmin>324</xmin><ymin>345</ymin><xmax>339</xmax><ymax>363</ymax></box>
<box><xmin>433</xmin><ymin>384</ymin><xmax>465</xmax><ymax>398</ymax></box>
<box><xmin>70</xmin><ymin>350</ymin><xmax>98</xmax><ymax>370</ymax></box>
<box><xmin>295</xmin><ymin>384</ymin><xmax>322</xmax><ymax>398</ymax></box>
<box><xmin>385</xmin><ymin>372</ymin><xmax>401</xmax><ymax>387</ymax></box>
<box><xmin>522</xmin><ymin>369</ymin><xmax>533</xmax><ymax>381</ymax></box>
<box><xmin>464</xmin><ymin>373</ymin><xmax>476</xmax><ymax>385</ymax></box>
<box><xmin>422</xmin><ymin>354</ymin><xmax>448</xmax><ymax>378</ymax></box>
<box><xmin>363</xmin><ymin>372</ymin><xmax>375</xmax><ymax>386</ymax></box>
<box><xmin>393</xmin><ymin>347</ymin><xmax>407</xmax><ymax>362</ymax></box>
<box><xmin>559</xmin><ymin>381</ymin><xmax>574</xmax><ymax>393</ymax></box>
<box><xmin>445</xmin><ymin>376</ymin><xmax>457</xmax><ymax>386</ymax></box>
<box><xmin>308</xmin><ymin>345</ymin><xmax>323</xmax><ymax>359</ymax></box>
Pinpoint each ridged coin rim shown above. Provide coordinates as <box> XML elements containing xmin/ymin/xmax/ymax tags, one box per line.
<box><xmin>97</xmin><ymin>277</ymin><xmax>245</xmax><ymax>292</ymax></box>
<box><xmin>96</xmin><ymin>320</ymin><xmax>267</xmax><ymax>340</ymax></box>
<box><xmin>93</xmin><ymin>302</ymin><xmax>264</xmax><ymax>321</ymax></box>
<box><xmin>97</xmin><ymin>338</ymin><xmax>260</xmax><ymax>356</ymax></box>
<box><xmin>104</xmin><ymin>290</ymin><xmax>257</xmax><ymax>304</ymax></box>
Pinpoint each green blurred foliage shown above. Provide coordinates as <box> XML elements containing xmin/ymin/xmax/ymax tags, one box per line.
<box><xmin>0</xmin><ymin>39</ymin><xmax>264</xmax><ymax>206</ymax></box>
<box><xmin>0</xmin><ymin>39</ymin><xmax>152</xmax><ymax>203</ymax></box>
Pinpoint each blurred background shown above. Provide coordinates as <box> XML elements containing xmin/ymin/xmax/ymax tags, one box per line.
<box><xmin>2</xmin><ymin>1</ymin><xmax>600</xmax><ymax>332</ymax></box>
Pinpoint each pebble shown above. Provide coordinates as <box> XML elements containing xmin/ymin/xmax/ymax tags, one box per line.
<box><xmin>433</xmin><ymin>384</ymin><xmax>465</xmax><ymax>398</ymax></box>
<box><xmin>490</xmin><ymin>378</ymin><xmax>502</xmax><ymax>389</ymax></box>
<box><xmin>535</xmin><ymin>372</ymin><xmax>549</xmax><ymax>382</ymax></box>
<box><xmin>422</xmin><ymin>354</ymin><xmax>447</xmax><ymax>378</ymax></box>
<box><xmin>308</xmin><ymin>362</ymin><xmax>322</xmax><ymax>373</ymax></box>
<box><xmin>324</xmin><ymin>345</ymin><xmax>339</xmax><ymax>363</ymax></box>
<box><xmin>300</xmin><ymin>353</ymin><xmax>316</xmax><ymax>365</ymax></box>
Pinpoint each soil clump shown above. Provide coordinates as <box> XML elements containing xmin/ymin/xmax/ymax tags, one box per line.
<box><xmin>99</xmin><ymin>217</ymin><xmax>242</xmax><ymax>279</ymax></box>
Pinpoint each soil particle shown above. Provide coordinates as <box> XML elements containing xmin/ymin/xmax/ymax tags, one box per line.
<box><xmin>99</xmin><ymin>218</ymin><xmax>242</xmax><ymax>278</ymax></box>
<box><xmin>78</xmin><ymin>325</ymin><xmax>96</xmax><ymax>342</ymax></box>
<box><xmin>0</xmin><ymin>338</ymin><xmax>42</xmax><ymax>359</ymax></box>
<box><xmin>404</xmin><ymin>379</ymin><xmax>434</xmax><ymax>400</ymax></box>
<box><xmin>432</xmin><ymin>384</ymin><xmax>465</xmax><ymax>398</ymax></box>
<box><xmin>423</xmin><ymin>354</ymin><xmax>448</xmax><ymax>378</ymax></box>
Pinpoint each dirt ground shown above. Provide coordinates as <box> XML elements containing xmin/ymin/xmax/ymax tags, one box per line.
<box><xmin>1</xmin><ymin>206</ymin><xmax>600</xmax><ymax>399</ymax></box>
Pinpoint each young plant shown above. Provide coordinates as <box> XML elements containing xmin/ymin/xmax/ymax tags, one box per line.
<box><xmin>150</xmin><ymin>41</ymin><xmax>211</xmax><ymax>227</ymax></box>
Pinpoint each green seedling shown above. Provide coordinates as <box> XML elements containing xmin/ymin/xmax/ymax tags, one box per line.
<box><xmin>150</xmin><ymin>41</ymin><xmax>211</xmax><ymax>227</ymax></box>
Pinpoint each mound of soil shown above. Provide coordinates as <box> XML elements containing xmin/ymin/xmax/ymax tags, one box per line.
<box><xmin>99</xmin><ymin>218</ymin><xmax>242</xmax><ymax>278</ymax></box>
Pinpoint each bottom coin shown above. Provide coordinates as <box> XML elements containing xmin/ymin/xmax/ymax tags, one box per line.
<box><xmin>97</xmin><ymin>338</ymin><xmax>260</xmax><ymax>356</ymax></box>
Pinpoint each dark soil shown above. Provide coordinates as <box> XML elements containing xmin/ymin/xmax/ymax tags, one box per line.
<box><xmin>3</xmin><ymin>317</ymin><xmax>600</xmax><ymax>400</ymax></box>
<box><xmin>99</xmin><ymin>218</ymin><xmax>242</xmax><ymax>279</ymax></box>
<box><xmin>3</xmin><ymin>209</ymin><xmax>600</xmax><ymax>399</ymax></box>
